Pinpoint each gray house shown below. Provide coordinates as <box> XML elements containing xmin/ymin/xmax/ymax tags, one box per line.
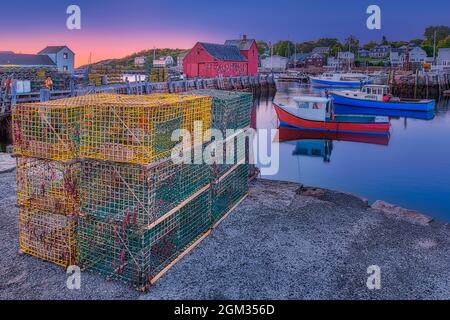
<box><xmin>0</xmin><ymin>52</ymin><xmax>55</xmax><ymax>68</ymax></box>
<box><xmin>38</xmin><ymin>46</ymin><xmax>75</xmax><ymax>73</ymax></box>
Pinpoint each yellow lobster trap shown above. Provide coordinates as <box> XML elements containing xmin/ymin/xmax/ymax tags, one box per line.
<box><xmin>19</xmin><ymin>207</ymin><xmax>77</xmax><ymax>268</ymax></box>
<box><xmin>80</xmin><ymin>94</ymin><xmax>211</xmax><ymax>165</ymax></box>
<box><xmin>12</xmin><ymin>94</ymin><xmax>117</xmax><ymax>161</ymax></box>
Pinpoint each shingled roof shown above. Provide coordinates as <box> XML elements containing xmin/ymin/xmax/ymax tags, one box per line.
<box><xmin>0</xmin><ymin>53</ymin><xmax>56</xmax><ymax>66</ymax></box>
<box><xmin>199</xmin><ymin>43</ymin><xmax>247</xmax><ymax>62</ymax></box>
<box><xmin>38</xmin><ymin>46</ymin><xmax>73</xmax><ymax>55</ymax></box>
<box><xmin>224</xmin><ymin>39</ymin><xmax>256</xmax><ymax>51</ymax></box>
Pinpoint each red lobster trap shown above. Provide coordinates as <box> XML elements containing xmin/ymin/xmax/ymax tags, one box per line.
<box><xmin>19</xmin><ymin>207</ymin><xmax>77</xmax><ymax>267</ymax></box>
<box><xmin>16</xmin><ymin>157</ymin><xmax>80</xmax><ymax>216</ymax></box>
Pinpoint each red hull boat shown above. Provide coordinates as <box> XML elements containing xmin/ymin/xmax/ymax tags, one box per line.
<box><xmin>276</xmin><ymin>127</ymin><xmax>390</xmax><ymax>146</ymax></box>
<box><xmin>274</xmin><ymin>100</ymin><xmax>390</xmax><ymax>136</ymax></box>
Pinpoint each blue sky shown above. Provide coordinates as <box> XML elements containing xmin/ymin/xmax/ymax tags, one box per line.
<box><xmin>1</xmin><ymin>0</ymin><xmax>449</xmax><ymax>64</ymax></box>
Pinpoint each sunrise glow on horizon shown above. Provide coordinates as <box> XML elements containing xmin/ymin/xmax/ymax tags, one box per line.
<box><xmin>1</xmin><ymin>0</ymin><xmax>449</xmax><ymax>67</ymax></box>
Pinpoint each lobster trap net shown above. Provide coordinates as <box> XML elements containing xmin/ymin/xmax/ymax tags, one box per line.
<box><xmin>16</xmin><ymin>157</ymin><xmax>80</xmax><ymax>216</ymax></box>
<box><xmin>19</xmin><ymin>207</ymin><xmax>77</xmax><ymax>267</ymax></box>
<box><xmin>185</xmin><ymin>90</ymin><xmax>253</xmax><ymax>135</ymax></box>
<box><xmin>12</xmin><ymin>94</ymin><xmax>117</xmax><ymax>161</ymax></box>
<box><xmin>207</xmin><ymin>130</ymin><xmax>249</xmax><ymax>179</ymax></box>
<box><xmin>212</xmin><ymin>164</ymin><xmax>249</xmax><ymax>223</ymax></box>
<box><xmin>77</xmin><ymin>189</ymin><xmax>211</xmax><ymax>289</ymax></box>
<box><xmin>80</xmin><ymin>94</ymin><xmax>212</xmax><ymax>165</ymax></box>
<box><xmin>80</xmin><ymin>157</ymin><xmax>211</xmax><ymax>226</ymax></box>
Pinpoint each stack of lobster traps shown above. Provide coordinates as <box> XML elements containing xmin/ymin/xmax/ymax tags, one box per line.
<box><xmin>12</xmin><ymin>90</ymin><xmax>252</xmax><ymax>291</ymax></box>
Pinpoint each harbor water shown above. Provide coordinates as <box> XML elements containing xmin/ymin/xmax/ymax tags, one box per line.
<box><xmin>254</xmin><ymin>82</ymin><xmax>450</xmax><ymax>222</ymax></box>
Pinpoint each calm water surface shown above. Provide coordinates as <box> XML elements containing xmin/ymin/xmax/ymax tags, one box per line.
<box><xmin>254</xmin><ymin>82</ymin><xmax>450</xmax><ymax>222</ymax></box>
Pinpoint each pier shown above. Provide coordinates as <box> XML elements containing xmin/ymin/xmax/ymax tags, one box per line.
<box><xmin>0</xmin><ymin>74</ymin><xmax>276</xmax><ymax>119</ymax></box>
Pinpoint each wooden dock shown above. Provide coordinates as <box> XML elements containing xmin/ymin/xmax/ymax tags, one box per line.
<box><xmin>0</xmin><ymin>74</ymin><xmax>276</xmax><ymax>119</ymax></box>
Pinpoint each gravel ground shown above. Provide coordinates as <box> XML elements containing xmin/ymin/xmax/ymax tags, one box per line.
<box><xmin>1</xmin><ymin>169</ymin><xmax>449</xmax><ymax>300</ymax></box>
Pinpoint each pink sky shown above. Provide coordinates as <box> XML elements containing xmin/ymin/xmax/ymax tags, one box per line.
<box><xmin>1</xmin><ymin>30</ymin><xmax>218</xmax><ymax>67</ymax></box>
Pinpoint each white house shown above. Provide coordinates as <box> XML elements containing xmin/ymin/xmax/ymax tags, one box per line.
<box><xmin>337</xmin><ymin>51</ymin><xmax>355</xmax><ymax>67</ymax></box>
<box><xmin>408</xmin><ymin>47</ymin><xmax>427</xmax><ymax>64</ymax></box>
<box><xmin>437</xmin><ymin>48</ymin><xmax>450</xmax><ymax>71</ymax></box>
<box><xmin>312</xmin><ymin>47</ymin><xmax>331</xmax><ymax>55</ymax></box>
<box><xmin>153</xmin><ymin>56</ymin><xmax>174</xmax><ymax>68</ymax></box>
<box><xmin>260</xmin><ymin>55</ymin><xmax>289</xmax><ymax>72</ymax></box>
<box><xmin>38</xmin><ymin>46</ymin><xmax>75</xmax><ymax>73</ymax></box>
<box><xmin>327</xmin><ymin>57</ymin><xmax>339</xmax><ymax>68</ymax></box>
<box><xmin>369</xmin><ymin>45</ymin><xmax>391</xmax><ymax>59</ymax></box>
<box><xmin>338</xmin><ymin>51</ymin><xmax>355</xmax><ymax>60</ymax></box>
<box><xmin>390</xmin><ymin>50</ymin><xmax>402</xmax><ymax>67</ymax></box>
<box><xmin>358</xmin><ymin>49</ymin><xmax>370</xmax><ymax>58</ymax></box>
<box><xmin>134</xmin><ymin>56</ymin><xmax>146</xmax><ymax>67</ymax></box>
<box><xmin>177</xmin><ymin>52</ymin><xmax>188</xmax><ymax>72</ymax></box>
<box><xmin>390</xmin><ymin>47</ymin><xmax>428</xmax><ymax>68</ymax></box>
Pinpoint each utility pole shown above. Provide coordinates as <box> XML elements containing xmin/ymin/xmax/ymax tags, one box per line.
<box><xmin>433</xmin><ymin>30</ymin><xmax>437</xmax><ymax>63</ymax></box>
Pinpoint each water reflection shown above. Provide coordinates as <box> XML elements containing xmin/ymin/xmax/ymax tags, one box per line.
<box><xmin>254</xmin><ymin>83</ymin><xmax>450</xmax><ymax>222</ymax></box>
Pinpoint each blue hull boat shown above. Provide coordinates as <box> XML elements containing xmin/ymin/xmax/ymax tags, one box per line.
<box><xmin>331</xmin><ymin>93</ymin><xmax>436</xmax><ymax>112</ymax></box>
<box><xmin>334</xmin><ymin>104</ymin><xmax>436</xmax><ymax>121</ymax></box>
<box><xmin>311</xmin><ymin>78</ymin><xmax>370</xmax><ymax>88</ymax></box>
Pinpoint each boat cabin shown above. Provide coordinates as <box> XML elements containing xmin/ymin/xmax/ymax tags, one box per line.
<box><xmin>292</xmin><ymin>96</ymin><xmax>333</xmax><ymax>121</ymax></box>
<box><xmin>361</xmin><ymin>85</ymin><xmax>390</xmax><ymax>96</ymax></box>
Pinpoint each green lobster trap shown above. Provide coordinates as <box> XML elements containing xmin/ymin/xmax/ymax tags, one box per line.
<box><xmin>212</xmin><ymin>164</ymin><xmax>249</xmax><ymax>223</ymax></box>
<box><xmin>77</xmin><ymin>189</ymin><xmax>211</xmax><ymax>290</ymax></box>
<box><xmin>79</xmin><ymin>157</ymin><xmax>211</xmax><ymax>226</ymax></box>
<box><xmin>186</xmin><ymin>90</ymin><xmax>253</xmax><ymax>135</ymax></box>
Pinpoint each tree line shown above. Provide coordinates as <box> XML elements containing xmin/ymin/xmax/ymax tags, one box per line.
<box><xmin>257</xmin><ymin>25</ymin><xmax>450</xmax><ymax>58</ymax></box>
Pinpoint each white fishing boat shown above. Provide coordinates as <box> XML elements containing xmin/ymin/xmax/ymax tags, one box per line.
<box><xmin>310</xmin><ymin>72</ymin><xmax>371</xmax><ymax>88</ymax></box>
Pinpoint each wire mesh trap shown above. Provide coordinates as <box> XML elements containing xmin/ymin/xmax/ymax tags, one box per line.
<box><xmin>77</xmin><ymin>189</ymin><xmax>211</xmax><ymax>289</ymax></box>
<box><xmin>185</xmin><ymin>90</ymin><xmax>253</xmax><ymax>135</ymax></box>
<box><xmin>212</xmin><ymin>164</ymin><xmax>249</xmax><ymax>223</ymax></box>
<box><xmin>19</xmin><ymin>207</ymin><xmax>77</xmax><ymax>267</ymax></box>
<box><xmin>16</xmin><ymin>157</ymin><xmax>80</xmax><ymax>216</ymax></box>
<box><xmin>79</xmin><ymin>157</ymin><xmax>211</xmax><ymax>226</ymax></box>
<box><xmin>80</xmin><ymin>94</ymin><xmax>212</xmax><ymax>165</ymax></box>
<box><xmin>12</xmin><ymin>94</ymin><xmax>116</xmax><ymax>161</ymax></box>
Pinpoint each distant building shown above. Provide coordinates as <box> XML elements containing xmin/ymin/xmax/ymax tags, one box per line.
<box><xmin>290</xmin><ymin>53</ymin><xmax>309</xmax><ymax>68</ymax></box>
<box><xmin>437</xmin><ymin>48</ymin><xmax>450</xmax><ymax>71</ymax></box>
<box><xmin>390</xmin><ymin>49</ymin><xmax>403</xmax><ymax>67</ymax></box>
<box><xmin>312</xmin><ymin>47</ymin><xmax>331</xmax><ymax>55</ymax></box>
<box><xmin>0</xmin><ymin>52</ymin><xmax>56</xmax><ymax>68</ymax></box>
<box><xmin>305</xmin><ymin>53</ymin><xmax>325</xmax><ymax>68</ymax></box>
<box><xmin>134</xmin><ymin>56</ymin><xmax>146</xmax><ymax>67</ymax></box>
<box><xmin>260</xmin><ymin>55</ymin><xmax>288</xmax><ymax>72</ymax></box>
<box><xmin>38</xmin><ymin>46</ymin><xmax>75</xmax><ymax>73</ymax></box>
<box><xmin>327</xmin><ymin>56</ymin><xmax>339</xmax><ymax>68</ymax></box>
<box><xmin>337</xmin><ymin>51</ymin><xmax>355</xmax><ymax>68</ymax></box>
<box><xmin>358</xmin><ymin>49</ymin><xmax>370</xmax><ymax>58</ymax></box>
<box><xmin>183</xmin><ymin>42</ymin><xmax>248</xmax><ymax>78</ymax></box>
<box><xmin>390</xmin><ymin>46</ymin><xmax>428</xmax><ymax>68</ymax></box>
<box><xmin>153</xmin><ymin>56</ymin><xmax>174</xmax><ymax>68</ymax></box>
<box><xmin>408</xmin><ymin>47</ymin><xmax>427</xmax><ymax>64</ymax></box>
<box><xmin>225</xmin><ymin>35</ymin><xmax>259</xmax><ymax>76</ymax></box>
<box><xmin>177</xmin><ymin>52</ymin><xmax>189</xmax><ymax>72</ymax></box>
<box><xmin>369</xmin><ymin>45</ymin><xmax>391</xmax><ymax>59</ymax></box>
